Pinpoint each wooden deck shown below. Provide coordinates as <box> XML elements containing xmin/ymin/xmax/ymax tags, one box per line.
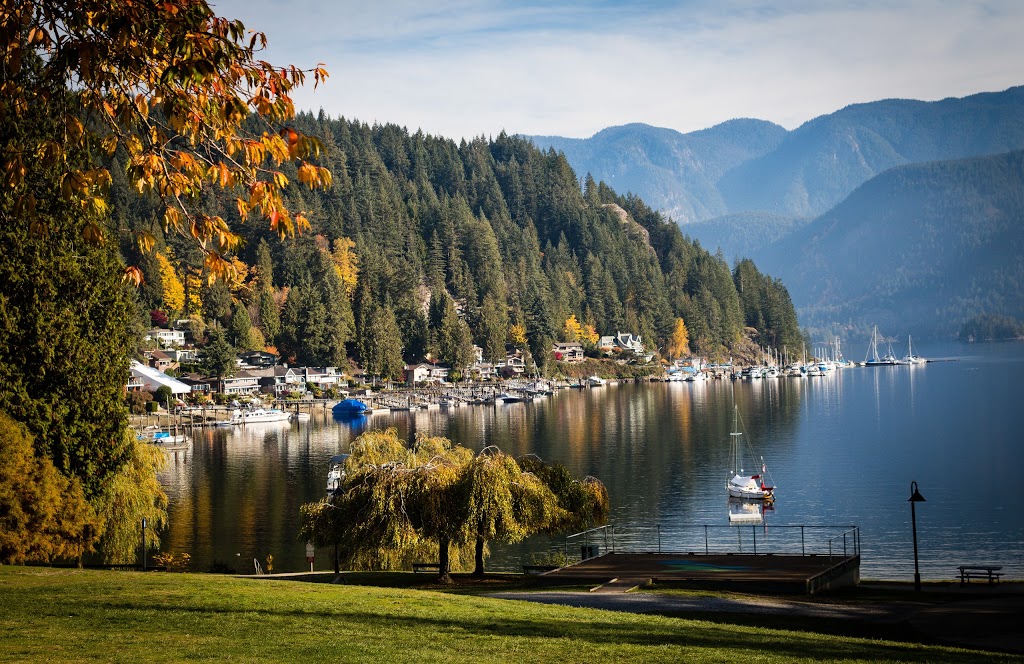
<box><xmin>541</xmin><ymin>552</ymin><xmax>861</xmax><ymax>595</ymax></box>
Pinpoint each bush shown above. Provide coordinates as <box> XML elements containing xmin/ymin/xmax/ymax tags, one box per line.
<box><xmin>145</xmin><ymin>401</ymin><xmax>159</xmax><ymax>413</ymax></box>
<box><xmin>126</xmin><ymin>391</ymin><xmax>152</xmax><ymax>415</ymax></box>
<box><xmin>154</xmin><ymin>386</ymin><xmax>173</xmax><ymax>406</ymax></box>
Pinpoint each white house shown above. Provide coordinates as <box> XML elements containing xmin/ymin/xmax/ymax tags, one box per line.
<box><xmin>129</xmin><ymin>360</ymin><xmax>192</xmax><ymax>395</ymax></box>
<box><xmin>146</xmin><ymin>328</ymin><xmax>187</xmax><ymax>347</ymax></box>
<box><xmin>552</xmin><ymin>342</ymin><xmax>585</xmax><ymax>363</ymax></box>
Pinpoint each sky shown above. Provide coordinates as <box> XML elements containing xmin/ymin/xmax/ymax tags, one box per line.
<box><xmin>211</xmin><ymin>0</ymin><xmax>1024</xmax><ymax>140</ymax></box>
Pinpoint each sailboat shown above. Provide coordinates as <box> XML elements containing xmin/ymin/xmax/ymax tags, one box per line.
<box><xmin>904</xmin><ymin>335</ymin><xmax>926</xmax><ymax>365</ymax></box>
<box><xmin>726</xmin><ymin>407</ymin><xmax>775</xmax><ymax>501</ymax></box>
<box><xmin>865</xmin><ymin>326</ymin><xmax>899</xmax><ymax>366</ymax></box>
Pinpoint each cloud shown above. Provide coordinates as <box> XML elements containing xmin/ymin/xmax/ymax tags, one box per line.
<box><xmin>211</xmin><ymin>0</ymin><xmax>1024</xmax><ymax>139</ymax></box>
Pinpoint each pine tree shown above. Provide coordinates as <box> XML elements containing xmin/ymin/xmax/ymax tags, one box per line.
<box><xmin>228</xmin><ymin>301</ymin><xmax>255</xmax><ymax>351</ymax></box>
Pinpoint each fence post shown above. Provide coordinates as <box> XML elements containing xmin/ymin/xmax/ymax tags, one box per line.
<box><xmin>704</xmin><ymin>525</ymin><xmax>709</xmax><ymax>555</ymax></box>
<box><xmin>801</xmin><ymin>525</ymin><xmax>805</xmax><ymax>556</ymax></box>
<box><xmin>657</xmin><ymin>524</ymin><xmax>661</xmax><ymax>554</ymax></box>
<box><xmin>752</xmin><ymin>525</ymin><xmax>757</xmax><ymax>555</ymax></box>
<box><xmin>737</xmin><ymin>527</ymin><xmax>742</xmax><ymax>553</ymax></box>
<box><xmin>843</xmin><ymin>532</ymin><xmax>847</xmax><ymax>557</ymax></box>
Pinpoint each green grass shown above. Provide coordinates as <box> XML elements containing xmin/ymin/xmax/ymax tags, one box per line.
<box><xmin>0</xmin><ymin>567</ymin><xmax>1008</xmax><ymax>663</ymax></box>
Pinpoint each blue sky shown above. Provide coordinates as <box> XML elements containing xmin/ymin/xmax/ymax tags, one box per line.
<box><xmin>211</xmin><ymin>0</ymin><xmax>1024</xmax><ymax>140</ymax></box>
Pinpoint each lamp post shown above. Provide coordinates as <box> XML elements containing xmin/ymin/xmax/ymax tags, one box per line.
<box><xmin>908</xmin><ymin>481</ymin><xmax>926</xmax><ymax>592</ymax></box>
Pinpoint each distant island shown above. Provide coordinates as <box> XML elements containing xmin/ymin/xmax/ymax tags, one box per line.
<box><xmin>959</xmin><ymin>314</ymin><xmax>1024</xmax><ymax>342</ymax></box>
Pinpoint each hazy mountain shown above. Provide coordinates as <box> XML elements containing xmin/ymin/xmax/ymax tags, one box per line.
<box><xmin>720</xmin><ymin>86</ymin><xmax>1024</xmax><ymax>219</ymax></box>
<box><xmin>682</xmin><ymin>211</ymin><xmax>807</xmax><ymax>263</ymax></box>
<box><xmin>532</xmin><ymin>87</ymin><xmax>1024</xmax><ymax>256</ymax></box>
<box><xmin>754</xmin><ymin>150</ymin><xmax>1024</xmax><ymax>340</ymax></box>
<box><xmin>529</xmin><ymin>119</ymin><xmax>787</xmax><ymax>222</ymax></box>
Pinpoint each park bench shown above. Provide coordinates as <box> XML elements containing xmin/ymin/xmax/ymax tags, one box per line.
<box><xmin>957</xmin><ymin>565</ymin><xmax>1003</xmax><ymax>585</ymax></box>
<box><xmin>522</xmin><ymin>564</ymin><xmax>559</xmax><ymax>575</ymax></box>
<box><xmin>412</xmin><ymin>563</ymin><xmax>440</xmax><ymax>574</ymax></box>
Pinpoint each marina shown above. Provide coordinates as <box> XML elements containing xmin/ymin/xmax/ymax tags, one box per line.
<box><xmin>156</xmin><ymin>341</ymin><xmax>1023</xmax><ymax>580</ymax></box>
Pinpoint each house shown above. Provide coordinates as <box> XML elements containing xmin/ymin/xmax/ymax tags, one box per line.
<box><xmin>147</xmin><ymin>328</ymin><xmax>186</xmax><ymax>347</ymax></box>
<box><xmin>497</xmin><ymin>353</ymin><xmax>526</xmax><ymax>377</ymax></box>
<box><xmin>552</xmin><ymin>342</ymin><xmax>585</xmax><ymax>364</ymax></box>
<box><xmin>300</xmin><ymin>366</ymin><xmax>344</xmax><ymax>390</ymax></box>
<box><xmin>145</xmin><ymin>349</ymin><xmax>176</xmax><ymax>373</ymax></box>
<box><xmin>128</xmin><ymin>360</ymin><xmax>191</xmax><ymax>395</ymax></box>
<box><xmin>469</xmin><ymin>362</ymin><xmax>497</xmax><ymax>381</ymax></box>
<box><xmin>598</xmin><ymin>331</ymin><xmax>646</xmax><ymax>356</ymax></box>
<box><xmin>259</xmin><ymin>366</ymin><xmax>305</xmax><ymax>396</ymax></box>
<box><xmin>404</xmin><ymin>363</ymin><xmax>432</xmax><ymax>386</ymax></box>
<box><xmin>165</xmin><ymin>348</ymin><xmax>198</xmax><ymax>364</ymax></box>
<box><xmin>239</xmin><ymin>350</ymin><xmax>279</xmax><ymax>368</ymax></box>
<box><xmin>215</xmin><ymin>369</ymin><xmax>265</xmax><ymax>395</ymax></box>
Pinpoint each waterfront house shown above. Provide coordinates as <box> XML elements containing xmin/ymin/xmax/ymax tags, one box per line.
<box><xmin>145</xmin><ymin>349</ymin><xmax>176</xmax><ymax>373</ymax></box>
<box><xmin>552</xmin><ymin>342</ymin><xmax>585</xmax><ymax>363</ymax></box>
<box><xmin>498</xmin><ymin>353</ymin><xmax>526</xmax><ymax>377</ymax></box>
<box><xmin>129</xmin><ymin>360</ymin><xmax>191</xmax><ymax>395</ymax></box>
<box><xmin>405</xmin><ymin>363</ymin><xmax>432</xmax><ymax>386</ymax></box>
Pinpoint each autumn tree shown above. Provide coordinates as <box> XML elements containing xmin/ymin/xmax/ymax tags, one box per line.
<box><xmin>331</xmin><ymin>237</ymin><xmax>360</xmax><ymax>299</ymax></box>
<box><xmin>563</xmin><ymin>314</ymin><xmax>584</xmax><ymax>342</ymax></box>
<box><xmin>0</xmin><ymin>413</ymin><xmax>99</xmax><ymax>565</ymax></box>
<box><xmin>668</xmin><ymin>318</ymin><xmax>690</xmax><ymax>359</ymax></box>
<box><xmin>1</xmin><ymin>0</ymin><xmax>333</xmax><ymax>282</ymax></box>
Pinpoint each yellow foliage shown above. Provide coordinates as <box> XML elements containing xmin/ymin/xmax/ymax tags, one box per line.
<box><xmin>669</xmin><ymin>318</ymin><xmax>690</xmax><ymax>359</ymax></box>
<box><xmin>0</xmin><ymin>0</ymin><xmax>332</xmax><ymax>283</ymax></box>
<box><xmin>155</xmin><ymin>252</ymin><xmax>184</xmax><ymax>313</ymax></box>
<box><xmin>563</xmin><ymin>315</ymin><xmax>583</xmax><ymax>342</ymax></box>
<box><xmin>331</xmin><ymin>237</ymin><xmax>359</xmax><ymax>298</ymax></box>
<box><xmin>582</xmin><ymin>323</ymin><xmax>600</xmax><ymax>346</ymax></box>
<box><xmin>509</xmin><ymin>323</ymin><xmax>527</xmax><ymax>348</ymax></box>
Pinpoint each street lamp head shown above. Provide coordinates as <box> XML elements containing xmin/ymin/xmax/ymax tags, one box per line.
<box><xmin>908</xmin><ymin>480</ymin><xmax>925</xmax><ymax>502</ymax></box>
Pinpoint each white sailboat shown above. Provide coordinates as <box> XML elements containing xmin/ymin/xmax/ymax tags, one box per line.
<box><xmin>904</xmin><ymin>335</ymin><xmax>926</xmax><ymax>365</ymax></box>
<box><xmin>726</xmin><ymin>407</ymin><xmax>775</xmax><ymax>501</ymax></box>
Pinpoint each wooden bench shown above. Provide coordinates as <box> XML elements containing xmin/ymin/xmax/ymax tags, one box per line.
<box><xmin>957</xmin><ymin>565</ymin><xmax>1003</xmax><ymax>585</ymax></box>
<box><xmin>412</xmin><ymin>563</ymin><xmax>440</xmax><ymax>574</ymax></box>
<box><xmin>522</xmin><ymin>564</ymin><xmax>559</xmax><ymax>575</ymax></box>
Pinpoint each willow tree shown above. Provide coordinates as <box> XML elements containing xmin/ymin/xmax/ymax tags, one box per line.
<box><xmin>462</xmin><ymin>448</ymin><xmax>559</xmax><ymax>578</ymax></box>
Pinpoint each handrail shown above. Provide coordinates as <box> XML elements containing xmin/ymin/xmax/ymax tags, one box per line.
<box><xmin>561</xmin><ymin>523</ymin><xmax>859</xmax><ymax>563</ymax></box>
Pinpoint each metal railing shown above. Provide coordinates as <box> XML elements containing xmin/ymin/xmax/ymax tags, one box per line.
<box><xmin>562</xmin><ymin>524</ymin><xmax>859</xmax><ymax>565</ymax></box>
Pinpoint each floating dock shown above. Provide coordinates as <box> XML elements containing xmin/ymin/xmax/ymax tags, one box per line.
<box><xmin>541</xmin><ymin>551</ymin><xmax>860</xmax><ymax>595</ymax></box>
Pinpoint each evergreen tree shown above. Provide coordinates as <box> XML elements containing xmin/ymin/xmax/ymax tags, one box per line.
<box><xmin>228</xmin><ymin>301</ymin><xmax>255</xmax><ymax>351</ymax></box>
<box><xmin>258</xmin><ymin>288</ymin><xmax>281</xmax><ymax>344</ymax></box>
<box><xmin>202</xmin><ymin>327</ymin><xmax>237</xmax><ymax>380</ymax></box>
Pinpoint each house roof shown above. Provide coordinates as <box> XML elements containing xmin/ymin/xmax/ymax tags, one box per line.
<box><xmin>130</xmin><ymin>360</ymin><xmax>192</xmax><ymax>394</ymax></box>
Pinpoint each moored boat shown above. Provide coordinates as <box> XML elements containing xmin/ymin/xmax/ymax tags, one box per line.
<box><xmin>726</xmin><ymin>406</ymin><xmax>775</xmax><ymax>502</ymax></box>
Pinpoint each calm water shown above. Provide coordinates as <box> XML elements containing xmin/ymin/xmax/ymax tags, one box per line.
<box><xmin>159</xmin><ymin>341</ymin><xmax>1024</xmax><ymax>580</ymax></box>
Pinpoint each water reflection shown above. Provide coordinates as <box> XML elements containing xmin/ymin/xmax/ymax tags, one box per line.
<box><xmin>160</xmin><ymin>345</ymin><xmax>1024</xmax><ymax>579</ymax></box>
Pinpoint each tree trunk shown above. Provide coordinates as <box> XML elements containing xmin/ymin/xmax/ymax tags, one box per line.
<box><xmin>437</xmin><ymin>536</ymin><xmax>452</xmax><ymax>584</ymax></box>
<box><xmin>333</xmin><ymin>541</ymin><xmax>339</xmax><ymax>574</ymax></box>
<box><xmin>472</xmin><ymin>535</ymin><xmax>485</xmax><ymax>577</ymax></box>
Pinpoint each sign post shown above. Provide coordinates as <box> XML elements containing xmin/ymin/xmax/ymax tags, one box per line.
<box><xmin>305</xmin><ymin>542</ymin><xmax>315</xmax><ymax>572</ymax></box>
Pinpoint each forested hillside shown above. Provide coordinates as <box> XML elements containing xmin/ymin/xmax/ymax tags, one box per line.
<box><xmin>755</xmin><ymin>150</ymin><xmax>1024</xmax><ymax>340</ymax></box>
<box><xmin>112</xmin><ymin>116</ymin><xmax>803</xmax><ymax>373</ymax></box>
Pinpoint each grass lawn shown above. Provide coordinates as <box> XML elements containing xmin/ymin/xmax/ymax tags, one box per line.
<box><xmin>0</xmin><ymin>567</ymin><xmax>1008</xmax><ymax>663</ymax></box>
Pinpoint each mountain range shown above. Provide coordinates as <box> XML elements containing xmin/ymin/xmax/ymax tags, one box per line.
<box><xmin>530</xmin><ymin>86</ymin><xmax>1024</xmax><ymax>338</ymax></box>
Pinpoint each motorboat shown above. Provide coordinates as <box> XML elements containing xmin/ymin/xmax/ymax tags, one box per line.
<box><xmin>225</xmin><ymin>408</ymin><xmax>290</xmax><ymax>425</ymax></box>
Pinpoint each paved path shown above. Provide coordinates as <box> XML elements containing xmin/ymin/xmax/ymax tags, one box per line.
<box><xmin>487</xmin><ymin>588</ymin><xmax>1024</xmax><ymax>653</ymax></box>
